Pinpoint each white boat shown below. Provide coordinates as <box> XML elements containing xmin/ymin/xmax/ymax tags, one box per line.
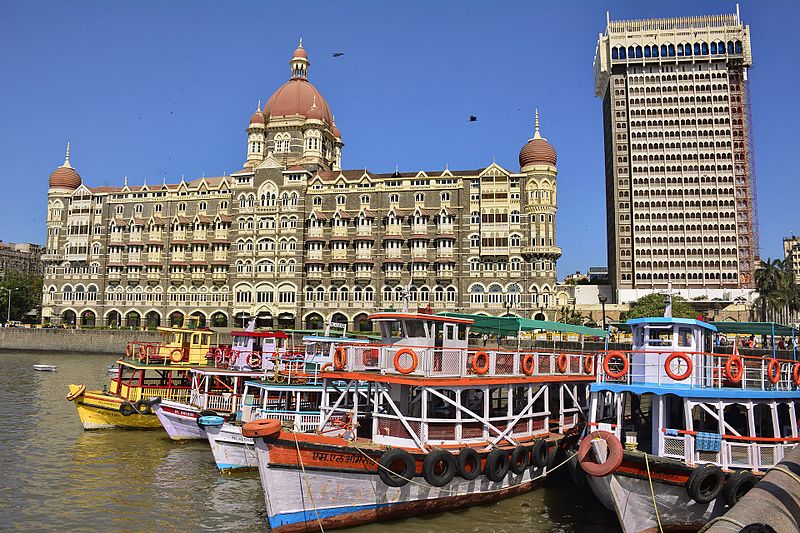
<box><xmin>33</xmin><ymin>364</ymin><xmax>57</xmax><ymax>371</ymax></box>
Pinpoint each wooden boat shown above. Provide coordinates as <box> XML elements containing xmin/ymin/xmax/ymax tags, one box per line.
<box><xmin>578</xmin><ymin>315</ymin><xmax>800</xmax><ymax>533</ymax></box>
<box><xmin>243</xmin><ymin>311</ymin><xmax>605</xmax><ymax>532</ymax></box>
<box><xmin>33</xmin><ymin>364</ymin><xmax>57</xmax><ymax>371</ymax></box>
<box><xmin>204</xmin><ymin>334</ymin><xmax>370</xmax><ymax>469</ymax></box>
<box><xmin>66</xmin><ymin>318</ymin><xmax>220</xmax><ymax>430</ymax></box>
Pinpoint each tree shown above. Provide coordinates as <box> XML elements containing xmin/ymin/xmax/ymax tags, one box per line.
<box><xmin>557</xmin><ymin>306</ymin><xmax>585</xmax><ymax>326</ymax></box>
<box><xmin>0</xmin><ymin>270</ymin><xmax>43</xmax><ymax>323</ymax></box>
<box><xmin>625</xmin><ymin>293</ymin><xmax>696</xmax><ymax>320</ymax></box>
<box><xmin>753</xmin><ymin>258</ymin><xmax>800</xmax><ymax>323</ymax></box>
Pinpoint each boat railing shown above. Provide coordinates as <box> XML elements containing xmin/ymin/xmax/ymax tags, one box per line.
<box><xmin>339</xmin><ymin>343</ymin><xmax>597</xmax><ymax>379</ymax></box>
<box><xmin>252</xmin><ymin>409</ymin><xmax>329</xmax><ymax>433</ymax></box>
<box><xmin>193</xmin><ymin>392</ymin><xmax>236</xmax><ymax>413</ymax></box>
<box><xmin>119</xmin><ymin>383</ymin><xmax>192</xmax><ymax>403</ymax></box>
<box><xmin>596</xmin><ymin>349</ymin><xmax>800</xmax><ymax>391</ymax></box>
<box><xmin>659</xmin><ymin>427</ymin><xmax>799</xmax><ymax>471</ymax></box>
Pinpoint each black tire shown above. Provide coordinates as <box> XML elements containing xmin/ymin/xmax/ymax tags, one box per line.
<box><xmin>531</xmin><ymin>439</ymin><xmax>549</xmax><ymax>468</ymax></box>
<box><xmin>197</xmin><ymin>409</ymin><xmax>218</xmax><ymax>428</ymax></box>
<box><xmin>722</xmin><ymin>470</ymin><xmax>758</xmax><ymax>506</ymax></box>
<box><xmin>423</xmin><ymin>449</ymin><xmax>456</xmax><ymax>487</ymax></box>
<box><xmin>119</xmin><ymin>402</ymin><xmax>136</xmax><ymax>417</ymax></box>
<box><xmin>134</xmin><ymin>399</ymin><xmax>152</xmax><ymax>415</ymax></box>
<box><xmin>378</xmin><ymin>448</ymin><xmax>416</xmax><ymax>487</ymax></box>
<box><xmin>687</xmin><ymin>465</ymin><xmax>725</xmax><ymax>504</ymax></box>
<box><xmin>510</xmin><ymin>445</ymin><xmax>530</xmax><ymax>475</ymax></box>
<box><xmin>456</xmin><ymin>448</ymin><xmax>482</xmax><ymax>480</ymax></box>
<box><xmin>484</xmin><ymin>449</ymin><xmax>510</xmax><ymax>482</ymax></box>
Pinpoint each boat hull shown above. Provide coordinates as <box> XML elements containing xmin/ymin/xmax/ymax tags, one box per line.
<box><xmin>205</xmin><ymin>423</ymin><xmax>258</xmax><ymax>471</ymax></box>
<box><xmin>68</xmin><ymin>385</ymin><xmax>162</xmax><ymax>430</ymax></box>
<box><xmin>252</xmin><ymin>435</ymin><xmax>552</xmax><ymax>532</ymax></box>
<box><xmin>152</xmin><ymin>401</ymin><xmax>206</xmax><ymax>441</ymax></box>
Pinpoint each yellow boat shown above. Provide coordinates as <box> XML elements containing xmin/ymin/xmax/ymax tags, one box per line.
<box><xmin>67</xmin><ymin>319</ymin><xmax>219</xmax><ymax>430</ymax></box>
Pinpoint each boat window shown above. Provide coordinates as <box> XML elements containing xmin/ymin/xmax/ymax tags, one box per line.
<box><xmin>457</xmin><ymin>325</ymin><xmax>467</xmax><ymax>341</ymax></box>
<box><xmin>427</xmin><ymin>389</ymin><xmax>456</xmax><ymax>419</ymax></box>
<box><xmin>403</xmin><ymin>320</ymin><xmax>427</xmax><ymax>339</ymax></box>
<box><xmin>691</xmin><ymin>404</ymin><xmax>719</xmax><ymax>433</ymax></box>
<box><xmin>777</xmin><ymin>403</ymin><xmax>793</xmax><ymax>438</ymax></box>
<box><xmin>407</xmin><ymin>387</ymin><xmax>423</xmax><ymax>418</ymax></box>
<box><xmin>635</xmin><ymin>327</ymin><xmax>645</xmax><ymax>347</ymax></box>
<box><xmin>531</xmin><ymin>385</ymin><xmax>546</xmax><ymax>414</ymax></box>
<box><xmin>754</xmin><ymin>403</ymin><xmax>775</xmax><ymax>438</ymax></box>
<box><xmin>488</xmin><ymin>387</ymin><xmax>508</xmax><ymax>418</ymax></box>
<box><xmin>677</xmin><ymin>328</ymin><xmax>694</xmax><ymax>348</ymax></box>
<box><xmin>664</xmin><ymin>395</ymin><xmax>685</xmax><ymax>430</ymax></box>
<box><xmin>723</xmin><ymin>403</ymin><xmax>748</xmax><ymax>436</ymax></box>
<box><xmin>192</xmin><ymin>334</ymin><xmax>200</xmax><ymax>345</ymax></box>
<box><xmin>460</xmin><ymin>388</ymin><xmax>484</xmax><ymax>418</ymax></box>
<box><xmin>647</xmin><ymin>327</ymin><xmax>673</xmax><ymax>347</ymax></box>
<box><xmin>512</xmin><ymin>385</ymin><xmax>529</xmax><ymax>415</ymax></box>
<box><xmin>445</xmin><ymin>324</ymin><xmax>456</xmax><ymax>341</ymax></box>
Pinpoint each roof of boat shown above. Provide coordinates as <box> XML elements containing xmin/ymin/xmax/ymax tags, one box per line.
<box><xmin>440</xmin><ymin>312</ymin><xmax>608</xmax><ymax>337</ymax></box>
<box><xmin>156</xmin><ymin>326</ymin><xmax>216</xmax><ymax>334</ymax></box>
<box><xmin>319</xmin><ymin>370</ymin><xmax>593</xmax><ymax>387</ymax></box>
<box><xmin>231</xmin><ymin>330</ymin><xmax>289</xmax><ymax>338</ymax></box>
<box><xmin>243</xmin><ymin>379</ymin><xmax>367</xmax><ymax>391</ymax></box>
<box><xmin>302</xmin><ymin>335</ymin><xmax>369</xmax><ymax>343</ymax></box>
<box><xmin>626</xmin><ymin>317</ymin><xmax>717</xmax><ymax>332</ymax></box>
<box><xmin>367</xmin><ymin>312</ymin><xmax>474</xmax><ymax>325</ymax></box>
<box><xmin>592</xmin><ymin>382</ymin><xmax>800</xmax><ymax>399</ymax></box>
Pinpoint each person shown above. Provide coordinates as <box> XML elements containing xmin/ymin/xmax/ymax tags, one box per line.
<box><xmin>777</xmin><ymin>337</ymin><xmax>786</xmax><ymax>350</ymax></box>
<box><xmin>747</xmin><ymin>334</ymin><xmax>755</xmax><ymax>349</ymax></box>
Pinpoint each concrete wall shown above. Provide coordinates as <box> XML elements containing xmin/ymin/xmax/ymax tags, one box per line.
<box><xmin>0</xmin><ymin>328</ymin><xmax>232</xmax><ymax>355</ymax></box>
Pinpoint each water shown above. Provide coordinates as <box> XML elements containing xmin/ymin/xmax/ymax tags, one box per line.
<box><xmin>0</xmin><ymin>351</ymin><xmax>618</xmax><ymax>532</ymax></box>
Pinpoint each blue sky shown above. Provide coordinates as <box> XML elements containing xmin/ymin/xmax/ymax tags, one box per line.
<box><xmin>1</xmin><ymin>1</ymin><xmax>797</xmax><ymax>277</ymax></box>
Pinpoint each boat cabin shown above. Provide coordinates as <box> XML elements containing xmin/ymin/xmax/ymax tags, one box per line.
<box><xmin>229</xmin><ymin>330</ymin><xmax>291</xmax><ymax>370</ymax></box>
<box><xmin>126</xmin><ymin>320</ymin><xmax>218</xmax><ymax>365</ymax></box>
<box><xmin>109</xmin><ymin>360</ymin><xmax>193</xmax><ymax>403</ymax></box>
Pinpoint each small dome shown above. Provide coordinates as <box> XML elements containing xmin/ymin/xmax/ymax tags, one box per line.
<box><xmin>49</xmin><ymin>144</ymin><xmax>81</xmax><ymax>189</ymax></box>
<box><xmin>332</xmin><ymin>124</ymin><xmax>342</xmax><ymax>140</ymax></box>
<box><xmin>306</xmin><ymin>96</ymin><xmax>324</xmax><ymax>121</ymax></box>
<box><xmin>519</xmin><ymin>138</ymin><xmax>557</xmax><ymax>168</ymax></box>
<box><xmin>249</xmin><ymin>110</ymin><xmax>265</xmax><ymax>125</ymax></box>
<box><xmin>292</xmin><ymin>46</ymin><xmax>308</xmax><ymax>59</ymax></box>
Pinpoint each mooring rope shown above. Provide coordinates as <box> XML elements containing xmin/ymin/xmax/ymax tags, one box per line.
<box><xmin>291</xmin><ymin>430</ymin><xmax>325</xmax><ymax>533</ymax></box>
<box><xmin>643</xmin><ymin>453</ymin><xmax>663</xmax><ymax>533</ymax></box>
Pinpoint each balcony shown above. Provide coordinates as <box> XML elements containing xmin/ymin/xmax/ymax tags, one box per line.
<box><xmin>331</xmin><ymin>250</ymin><xmax>348</xmax><ymax>261</ymax></box>
<box><xmin>356</xmin><ymin>227</ymin><xmax>374</xmax><ymax>237</ymax></box>
<box><xmin>332</xmin><ymin>227</ymin><xmax>349</xmax><ymax>239</ymax></box>
<box><xmin>411</xmin><ymin>225</ymin><xmax>428</xmax><ymax>235</ymax></box>
<box><xmin>147</xmin><ymin>233</ymin><xmax>163</xmax><ymax>243</ymax></box>
<box><xmin>385</xmin><ymin>271</ymin><xmax>402</xmax><ymax>280</ymax></box>
<box><xmin>355</xmin><ymin>269</ymin><xmax>373</xmax><ymax>280</ymax></box>
<box><xmin>521</xmin><ymin>245</ymin><xmax>562</xmax><ymax>257</ymax></box>
<box><xmin>147</xmin><ymin>272</ymin><xmax>161</xmax><ymax>281</ymax></box>
<box><xmin>214</xmin><ymin>231</ymin><xmax>229</xmax><ymax>241</ymax></box>
<box><xmin>108</xmin><ymin>273</ymin><xmax>122</xmax><ymax>281</ymax></box>
<box><xmin>173</xmin><ymin>232</ymin><xmax>187</xmax><ymax>241</ymax></box>
<box><xmin>41</xmin><ymin>253</ymin><xmax>64</xmax><ymax>262</ymax></box>
<box><xmin>385</xmin><ymin>250</ymin><xmax>402</xmax><ymax>259</ymax></box>
<box><xmin>411</xmin><ymin>270</ymin><xmax>429</xmax><ymax>279</ymax></box>
<box><xmin>193</xmin><ymin>231</ymin><xmax>208</xmax><ymax>241</ymax></box>
<box><xmin>436</xmin><ymin>268</ymin><xmax>455</xmax><ymax>279</ymax></box>
<box><xmin>306</xmin><ymin>271</ymin><xmax>323</xmax><ymax>280</ymax></box>
<box><xmin>437</xmin><ymin>250</ymin><xmax>454</xmax><ymax>259</ymax></box>
<box><xmin>385</xmin><ymin>224</ymin><xmax>403</xmax><ymax>236</ymax></box>
<box><xmin>307</xmin><ymin>251</ymin><xmax>323</xmax><ymax>261</ymax></box>
<box><xmin>191</xmin><ymin>272</ymin><xmax>206</xmax><ymax>281</ymax></box>
<box><xmin>170</xmin><ymin>272</ymin><xmax>185</xmax><ymax>281</ymax></box>
<box><xmin>308</xmin><ymin>227</ymin><xmax>324</xmax><ymax>238</ymax></box>
<box><xmin>212</xmin><ymin>272</ymin><xmax>228</xmax><ymax>281</ymax></box>
<box><xmin>331</xmin><ymin>270</ymin><xmax>348</xmax><ymax>281</ymax></box>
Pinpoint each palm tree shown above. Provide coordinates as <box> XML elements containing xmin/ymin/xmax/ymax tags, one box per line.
<box><xmin>753</xmin><ymin>258</ymin><xmax>800</xmax><ymax>324</ymax></box>
<box><xmin>754</xmin><ymin>258</ymin><xmax>783</xmax><ymax>321</ymax></box>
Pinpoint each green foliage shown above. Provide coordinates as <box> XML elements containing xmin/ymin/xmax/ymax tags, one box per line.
<box><xmin>557</xmin><ymin>306</ymin><xmax>585</xmax><ymax>325</ymax></box>
<box><xmin>754</xmin><ymin>258</ymin><xmax>799</xmax><ymax>323</ymax></box>
<box><xmin>625</xmin><ymin>293</ymin><xmax>697</xmax><ymax>320</ymax></box>
<box><xmin>0</xmin><ymin>270</ymin><xmax>43</xmax><ymax>323</ymax></box>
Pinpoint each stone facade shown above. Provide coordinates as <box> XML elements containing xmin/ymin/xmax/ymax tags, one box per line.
<box><xmin>41</xmin><ymin>43</ymin><xmax>568</xmax><ymax>329</ymax></box>
<box><xmin>594</xmin><ymin>11</ymin><xmax>757</xmax><ymax>302</ymax></box>
<box><xmin>784</xmin><ymin>236</ymin><xmax>800</xmax><ymax>285</ymax></box>
<box><xmin>0</xmin><ymin>241</ymin><xmax>44</xmax><ymax>279</ymax></box>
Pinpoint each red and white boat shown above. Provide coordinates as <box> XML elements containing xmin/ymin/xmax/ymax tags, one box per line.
<box><xmin>243</xmin><ymin>311</ymin><xmax>606</xmax><ymax>532</ymax></box>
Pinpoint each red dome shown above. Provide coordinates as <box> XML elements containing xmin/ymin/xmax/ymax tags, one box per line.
<box><xmin>332</xmin><ymin>124</ymin><xmax>342</xmax><ymax>140</ymax></box>
<box><xmin>249</xmin><ymin>110</ymin><xmax>265</xmax><ymax>125</ymax></box>
<box><xmin>292</xmin><ymin>46</ymin><xmax>308</xmax><ymax>59</ymax></box>
<box><xmin>49</xmin><ymin>165</ymin><xmax>81</xmax><ymax>189</ymax></box>
<box><xmin>264</xmin><ymin>79</ymin><xmax>333</xmax><ymax>125</ymax></box>
<box><xmin>519</xmin><ymin>138</ymin><xmax>557</xmax><ymax>168</ymax></box>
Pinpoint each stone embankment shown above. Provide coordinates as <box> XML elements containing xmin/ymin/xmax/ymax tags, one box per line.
<box><xmin>0</xmin><ymin>328</ymin><xmax>232</xmax><ymax>355</ymax></box>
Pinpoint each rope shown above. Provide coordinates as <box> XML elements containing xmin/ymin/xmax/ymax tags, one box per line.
<box><xmin>643</xmin><ymin>452</ymin><xmax>663</xmax><ymax>533</ymax></box>
<box><xmin>772</xmin><ymin>465</ymin><xmax>800</xmax><ymax>486</ymax></box>
<box><xmin>696</xmin><ymin>515</ymin><xmax>747</xmax><ymax>533</ymax></box>
<box><xmin>291</xmin><ymin>430</ymin><xmax>325</xmax><ymax>533</ymax></box>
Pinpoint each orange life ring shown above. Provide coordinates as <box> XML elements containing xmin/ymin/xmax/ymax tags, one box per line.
<box><xmin>248</xmin><ymin>352</ymin><xmax>262</xmax><ymax>368</ymax></box>
<box><xmin>242</xmin><ymin>418</ymin><xmax>282</xmax><ymax>439</ymax></box>
<box><xmin>766</xmin><ymin>359</ymin><xmax>780</xmax><ymax>384</ymax></box>
<box><xmin>724</xmin><ymin>355</ymin><xmax>744</xmax><ymax>384</ymax></box>
<box><xmin>557</xmin><ymin>353</ymin><xmax>569</xmax><ymax>374</ymax></box>
<box><xmin>394</xmin><ymin>348</ymin><xmax>419</xmax><ymax>374</ymax></box>
<box><xmin>320</xmin><ymin>362</ymin><xmax>333</xmax><ymax>373</ymax></box>
<box><xmin>126</xmin><ymin>343</ymin><xmax>134</xmax><ymax>358</ymax></box>
<box><xmin>170</xmin><ymin>348</ymin><xmax>184</xmax><ymax>363</ymax></box>
<box><xmin>521</xmin><ymin>353</ymin><xmax>535</xmax><ymax>376</ymax></box>
<box><xmin>472</xmin><ymin>351</ymin><xmax>490</xmax><ymax>375</ymax></box>
<box><xmin>603</xmin><ymin>351</ymin><xmax>629</xmax><ymax>379</ymax></box>
<box><xmin>139</xmin><ymin>344</ymin><xmax>149</xmax><ymax>359</ymax></box>
<box><xmin>334</xmin><ymin>346</ymin><xmax>348</xmax><ymax>371</ymax></box>
<box><xmin>665</xmin><ymin>352</ymin><xmax>693</xmax><ymax>381</ymax></box>
<box><xmin>66</xmin><ymin>384</ymin><xmax>86</xmax><ymax>401</ymax></box>
<box><xmin>584</xmin><ymin>354</ymin><xmax>595</xmax><ymax>374</ymax></box>
<box><xmin>577</xmin><ymin>430</ymin><xmax>624</xmax><ymax>477</ymax></box>
<box><xmin>793</xmin><ymin>362</ymin><xmax>800</xmax><ymax>387</ymax></box>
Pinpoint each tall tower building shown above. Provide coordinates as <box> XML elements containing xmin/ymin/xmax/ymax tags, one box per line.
<box><xmin>594</xmin><ymin>10</ymin><xmax>757</xmax><ymax>302</ymax></box>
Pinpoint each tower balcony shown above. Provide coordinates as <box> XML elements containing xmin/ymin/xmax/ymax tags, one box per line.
<box><xmin>521</xmin><ymin>245</ymin><xmax>562</xmax><ymax>258</ymax></box>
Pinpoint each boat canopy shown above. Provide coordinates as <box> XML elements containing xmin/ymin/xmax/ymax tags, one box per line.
<box><xmin>710</xmin><ymin>321</ymin><xmax>798</xmax><ymax>338</ymax></box>
<box><xmin>438</xmin><ymin>312</ymin><xmax>608</xmax><ymax>337</ymax></box>
<box><xmin>628</xmin><ymin>317</ymin><xmax>717</xmax><ymax>332</ymax></box>
<box><xmin>231</xmin><ymin>330</ymin><xmax>289</xmax><ymax>339</ymax></box>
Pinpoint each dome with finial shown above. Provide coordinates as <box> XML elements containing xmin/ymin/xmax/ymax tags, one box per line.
<box><xmin>292</xmin><ymin>37</ymin><xmax>308</xmax><ymax>59</ymax></box>
<box><xmin>249</xmin><ymin>100</ymin><xmax>265</xmax><ymax>126</ymax></box>
<box><xmin>519</xmin><ymin>110</ymin><xmax>557</xmax><ymax>169</ymax></box>
<box><xmin>49</xmin><ymin>143</ymin><xmax>82</xmax><ymax>189</ymax></box>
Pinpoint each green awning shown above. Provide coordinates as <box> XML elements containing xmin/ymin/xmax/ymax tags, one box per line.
<box><xmin>438</xmin><ymin>313</ymin><xmax>608</xmax><ymax>337</ymax></box>
<box><xmin>710</xmin><ymin>321</ymin><xmax>798</xmax><ymax>338</ymax></box>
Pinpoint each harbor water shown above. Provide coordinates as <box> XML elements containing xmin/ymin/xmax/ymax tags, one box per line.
<box><xmin>0</xmin><ymin>351</ymin><xmax>618</xmax><ymax>532</ymax></box>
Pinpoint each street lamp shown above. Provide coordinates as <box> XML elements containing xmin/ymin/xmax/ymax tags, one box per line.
<box><xmin>5</xmin><ymin>287</ymin><xmax>20</xmax><ymax>325</ymax></box>
<box><xmin>598</xmin><ymin>295</ymin><xmax>608</xmax><ymax>332</ymax></box>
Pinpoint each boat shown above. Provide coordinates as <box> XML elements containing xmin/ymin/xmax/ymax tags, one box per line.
<box><xmin>577</xmin><ymin>314</ymin><xmax>800</xmax><ymax>533</ymax></box>
<box><xmin>33</xmin><ymin>364</ymin><xmax>57</xmax><ymax>372</ymax></box>
<box><xmin>66</xmin><ymin>317</ymin><xmax>221</xmax><ymax>430</ymax></box>
<box><xmin>242</xmin><ymin>311</ymin><xmax>606</xmax><ymax>532</ymax></box>
<box><xmin>204</xmin><ymin>334</ymin><xmax>370</xmax><ymax>470</ymax></box>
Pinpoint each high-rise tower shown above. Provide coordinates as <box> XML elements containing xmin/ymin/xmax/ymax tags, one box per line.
<box><xmin>594</xmin><ymin>10</ymin><xmax>756</xmax><ymax>301</ymax></box>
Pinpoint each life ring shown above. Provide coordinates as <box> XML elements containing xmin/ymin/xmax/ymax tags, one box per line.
<box><xmin>603</xmin><ymin>351</ymin><xmax>629</xmax><ymax>380</ymax></box>
<box><xmin>169</xmin><ymin>349</ymin><xmax>184</xmax><ymax>363</ymax></box>
<box><xmin>248</xmin><ymin>352</ymin><xmax>262</xmax><ymax>368</ymax></box>
<box><xmin>686</xmin><ymin>464</ymin><xmax>725</xmax><ymax>504</ymax></box>
<box><xmin>423</xmin><ymin>449</ymin><xmax>456</xmax><ymax>487</ymax></box>
<box><xmin>125</xmin><ymin>343</ymin><xmax>134</xmax><ymax>358</ymax></box>
<box><xmin>66</xmin><ymin>384</ymin><xmax>86</xmax><ymax>401</ymax></box>
<box><xmin>766</xmin><ymin>359</ymin><xmax>780</xmax><ymax>384</ymax></box>
<box><xmin>394</xmin><ymin>348</ymin><xmax>418</xmax><ymax>374</ymax></box>
<box><xmin>557</xmin><ymin>353</ymin><xmax>569</xmax><ymax>374</ymax></box>
<box><xmin>472</xmin><ymin>351</ymin><xmax>490</xmax><ymax>375</ymax></box>
<box><xmin>793</xmin><ymin>362</ymin><xmax>800</xmax><ymax>387</ymax></box>
<box><xmin>584</xmin><ymin>354</ymin><xmax>595</xmax><ymax>374</ymax></box>
<box><xmin>377</xmin><ymin>448</ymin><xmax>416</xmax><ymax>487</ymax></box>
<box><xmin>242</xmin><ymin>418</ymin><xmax>283</xmax><ymax>438</ymax></box>
<box><xmin>320</xmin><ymin>363</ymin><xmax>333</xmax><ymax>373</ymax></box>
<box><xmin>724</xmin><ymin>355</ymin><xmax>744</xmax><ymax>384</ymax></box>
<box><xmin>484</xmin><ymin>449</ymin><xmax>510</xmax><ymax>482</ymax></box>
<box><xmin>139</xmin><ymin>344</ymin><xmax>149</xmax><ymax>359</ymax></box>
<box><xmin>134</xmin><ymin>399</ymin><xmax>152</xmax><ymax>415</ymax></box>
<box><xmin>665</xmin><ymin>352</ymin><xmax>693</xmax><ymax>381</ymax></box>
<box><xmin>577</xmin><ymin>430</ymin><xmax>624</xmax><ymax>477</ymax></box>
<box><xmin>119</xmin><ymin>402</ymin><xmax>137</xmax><ymax>417</ymax></box>
<box><xmin>456</xmin><ymin>448</ymin><xmax>482</xmax><ymax>480</ymax></box>
<box><xmin>521</xmin><ymin>353</ymin><xmax>535</xmax><ymax>376</ymax></box>
<box><xmin>334</xmin><ymin>346</ymin><xmax>348</xmax><ymax>371</ymax></box>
